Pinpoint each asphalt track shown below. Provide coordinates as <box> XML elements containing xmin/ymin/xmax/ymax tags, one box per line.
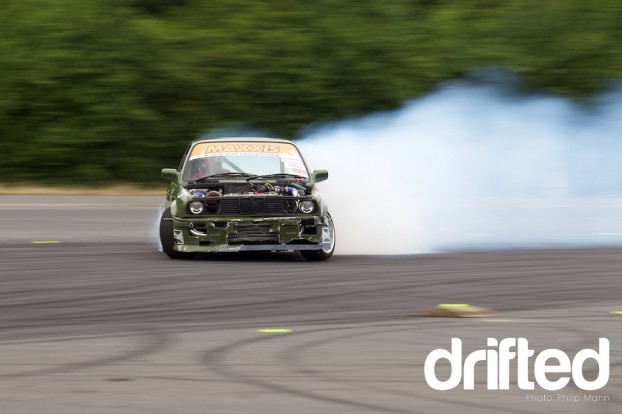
<box><xmin>1</xmin><ymin>196</ymin><xmax>621</xmax><ymax>413</ymax></box>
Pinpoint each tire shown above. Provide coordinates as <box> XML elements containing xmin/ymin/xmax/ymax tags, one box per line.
<box><xmin>301</xmin><ymin>213</ymin><xmax>335</xmax><ymax>261</ymax></box>
<box><xmin>159</xmin><ymin>208</ymin><xmax>193</xmax><ymax>259</ymax></box>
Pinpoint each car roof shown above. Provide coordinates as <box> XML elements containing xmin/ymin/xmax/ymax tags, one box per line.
<box><xmin>191</xmin><ymin>137</ymin><xmax>293</xmax><ymax>144</ymax></box>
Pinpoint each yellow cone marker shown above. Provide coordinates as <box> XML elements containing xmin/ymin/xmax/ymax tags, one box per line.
<box><xmin>256</xmin><ymin>329</ymin><xmax>292</xmax><ymax>333</ymax></box>
<box><xmin>419</xmin><ymin>303</ymin><xmax>493</xmax><ymax>318</ymax></box>
<box><xmin>31</xmin><ymin>240</ymin><xmax>61</xmax><ymax>244</ymax></box>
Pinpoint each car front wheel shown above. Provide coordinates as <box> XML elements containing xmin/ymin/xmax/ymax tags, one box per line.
<box><xmin>301</xmin><ymin>213</ymin><xmax>335</xmax><ymax>261</ymax></box>
<box><xmin>159</xmin><ymin>208</ymin><xmax>193</xmax><ymax>259</ymax></box>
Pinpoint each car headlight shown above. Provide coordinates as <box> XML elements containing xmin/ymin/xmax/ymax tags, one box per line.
<box><xmin>283</xmin><ymin>199</ymin><xmax>298</xmax><ymax>214</ymax></box>
<box><xmin>299</xmin><ymin>200</ymin><xmax>315</xmax><ymax>214</ymax></box>
<box><xmin>189</xmin><ymin>201</ymin><xmax>204</xmax><ymax>214</ymax></box>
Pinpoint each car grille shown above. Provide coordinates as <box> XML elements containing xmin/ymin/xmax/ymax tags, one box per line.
<box><xmin>216</xmin><ymin>197</ymin><xmax>295</xmax><ymax>215</ymax></box>
<box><xmin>227</xmin><ymin>223</ymin><xmax>279</xmax><ymax>244</ymax></box>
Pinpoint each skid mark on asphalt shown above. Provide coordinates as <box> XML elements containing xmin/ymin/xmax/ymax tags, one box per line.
<box><xmin>0</xmin><ymin>326</ymin><xmax>173</xmax><ymax>379</ymax></box>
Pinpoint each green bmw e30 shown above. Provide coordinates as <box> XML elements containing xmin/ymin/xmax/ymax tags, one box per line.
<box><xmin>159</xmin><ymin>137</ymin><xmax>335</xmax><ymax>260</ymax></box>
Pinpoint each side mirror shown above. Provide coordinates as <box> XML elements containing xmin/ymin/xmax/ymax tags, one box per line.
<box><xmin>311</xmin><ymin>169</ymin><xmax>329</xmax><ymax>183</ymax></box>
<box><xmin>161</xmin><ymin>168</ymin><xmax>179</xmax><ymax>182</ymax></box>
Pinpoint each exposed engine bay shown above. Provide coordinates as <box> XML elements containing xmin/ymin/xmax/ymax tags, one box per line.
<box><xmin>187</xmin><ymin>181</ymin><xmax>308</xmax><ymax>198</ymax></box>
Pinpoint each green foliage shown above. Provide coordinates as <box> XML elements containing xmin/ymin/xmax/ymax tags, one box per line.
<box><xmin>1</xmin><ymin>0</ymin><xmax>621</xmax><ymax>183</ymax></box>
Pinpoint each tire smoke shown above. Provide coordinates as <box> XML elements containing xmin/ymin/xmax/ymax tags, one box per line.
<box><xmin>297</xmin><ymin>81</ymin><xmax>622</xmax><ymax>254</ymax></box>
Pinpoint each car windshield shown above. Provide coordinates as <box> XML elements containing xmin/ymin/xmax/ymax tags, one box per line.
<box><xmin>182</xmin><ymin>141</ymin><xmax>309</xmax><ymax>181</ymax></box>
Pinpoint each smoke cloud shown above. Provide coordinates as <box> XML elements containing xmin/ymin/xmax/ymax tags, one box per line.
<box><xmin>297</xmin><ymin>81</ymin><xmax>622</xmax><ymax>254</ymax></box>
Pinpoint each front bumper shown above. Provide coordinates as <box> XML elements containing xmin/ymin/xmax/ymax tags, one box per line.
<box><xmin>168</xmin><ymin>215</ymin><xmax>331</xmax><ymax>253</ymax></box>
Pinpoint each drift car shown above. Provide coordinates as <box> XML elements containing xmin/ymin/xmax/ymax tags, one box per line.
<box><xmin>159</xmin><ymin>137</ymin><xmax>335</xmax><ymax>260</ymax></box>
